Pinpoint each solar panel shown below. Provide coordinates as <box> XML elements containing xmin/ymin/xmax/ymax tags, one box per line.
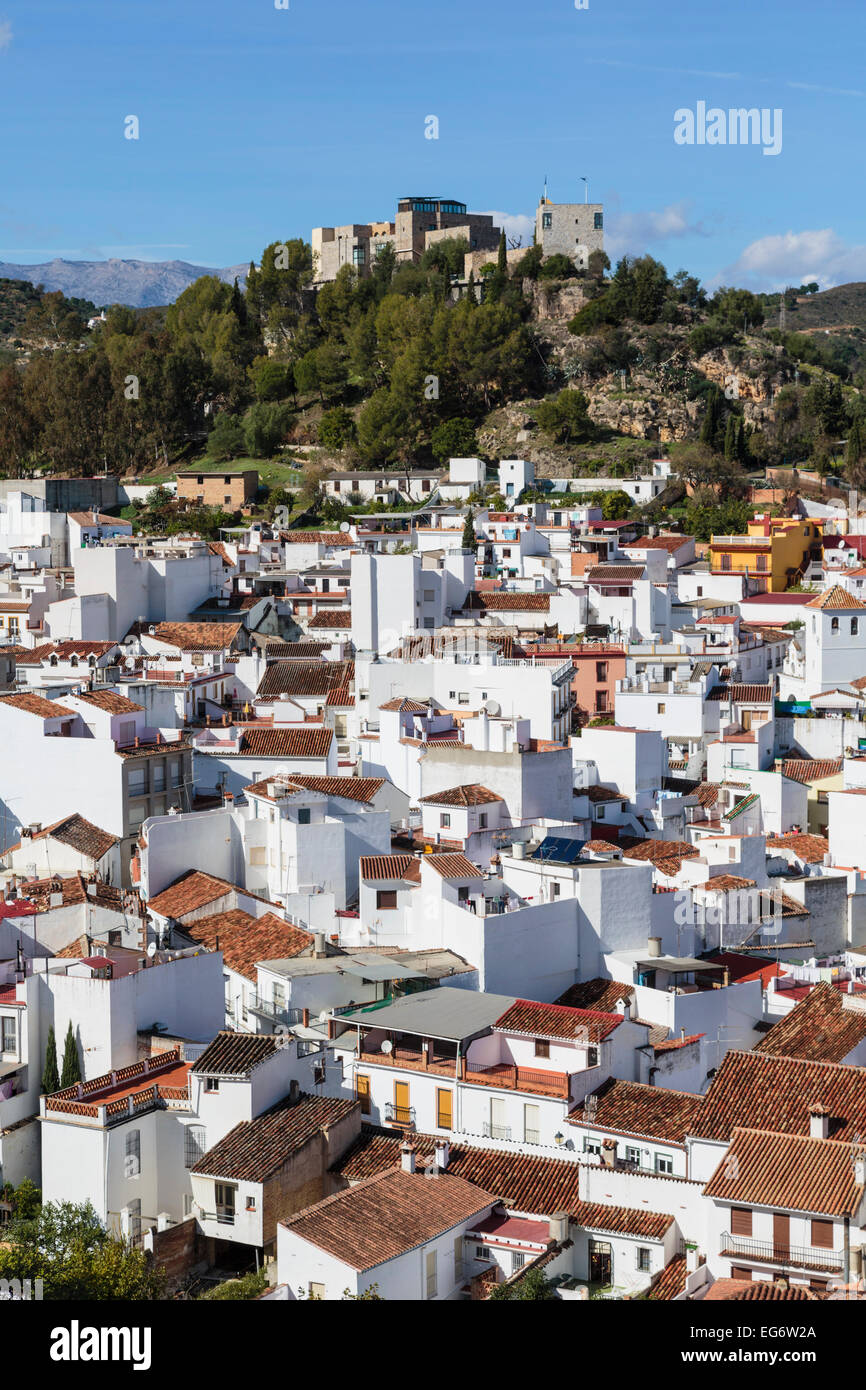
<box><xmin>530</xmin><ymin>835</ymin><xmax>586</xmax><ymax>865</ymax></box>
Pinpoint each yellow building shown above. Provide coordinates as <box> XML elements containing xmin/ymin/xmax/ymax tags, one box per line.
<box><xmin>709</xmin><ymin>516</ymin><xmax>823</xmax><ymax>592</ymax></box>
<box><xmin>780</xmin><ymin>756</ymin><xmax>844</xmax><ymax>834</ymax></box>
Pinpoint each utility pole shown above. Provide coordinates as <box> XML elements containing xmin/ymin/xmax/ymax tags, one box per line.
<box><xmin>581</xmin><ymin>176</ymin><xmax>589</xmax><ymax>204</ymax></box>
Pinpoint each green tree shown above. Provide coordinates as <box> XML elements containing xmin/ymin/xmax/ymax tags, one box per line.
<box><xmin>42</xmin><ymin>1025</ymin><xmax>60</xmax><ymax>1095</ymax></box>
<box><xmin>248</xmin><ymin>357</ymin><xmax>293</xmax><ymax>402</ymax></box>
<box><xmin>538</xmin><ymin>253</ymin><xmax>577</xmax><ymax>281</ymax></box>
<box><xmin>488</xmin><ymin>1268</ymin><xmax>557</xmax><ymax>1300</ymax></box>
<box><xmin>710</xmin><ymin>286</ymin><xmax>765</xmax><ymax>332</ymax></box>
<box><xmin>700</xmin><ymin>386</ymin><xmax>724</xmax><ymax>450</ymax></box>
<box><xmin>536</xmin><ymin>389</ymin><xmax>593</xmax><ymax>445</ymax></box>
<box><xmin>206</xmin><ymin>412</ymin><xmax>246</xmax><ymax>460</ymax></box>
<box><xmin>723</xmin><ymin>413</ymin><xmax>737</xmax><ymax>461</ymax></box>
<box><xmin>318</xmin><ymin>405</ymin><xmax>356</xmax><ymax>451</ymax></box>
<box><xmin>601</xmin><ymin>488</ymin><xmax>632</xmax><ymax>520</ymax></box>
<box><xmin>60</xmin><ymin>1021</ymin><xmax>81</xmax><ymax>1089</ymax></box>
<box><xmin>462</xmin><ymin>508</ymin><xmax>476</xmax><ymax>549</ymax></box>
<box><xmin>497</xmin><ymin>231</ymin><xmax>508</xmax><ymax>274</ymax></box>
<box><xmin>0</xmin><ymin>1201</ymin><xmax>166</xmax><ymax>1300</ymax></box>
<box><xmin>243</xmin><ymin>401</ymin><xmax>292</xmax><ymax>457</ymax></box>
<box><xmin>431</xmin><ymin>417</ymin><xmax>479</xmax><ymax>462</ymax></box>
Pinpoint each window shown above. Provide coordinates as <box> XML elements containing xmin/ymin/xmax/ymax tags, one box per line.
<box><xmin>595</xmin><ymin>690</ymin><xmax>609</xmax><ymax>712</ymax></box>
<box><xmin>152</xmin><ymin>764</ymin><xmax>165</xmax><ymax>793</ymax></box>
<box><xmin>297</xmin><ymin>807</ymin><xmax>311</xmax><ymax>825</ymax></box>
<box><xmin>308</xmin><ymin>1281</ymin><xmax>325</xmax><ymax>1299</ymax></box>
<box><xmin>534</xmin><ymin>1038</ymin><xmax>550</xmax><ymax>1058</ymax></box>
<box><xmin>587</xmin><ymin>1046</ymin><xmax>598</xmax><ymax>1066</ymax></box>
<box><xmin>355</xmin><ymin>1074</ymin><xmax>371</xmax><ymax>1114</ymax></box>
<box><xmin>125</xmin><ymin>1129</ymin><xmax>141</xmax><ymax>1178</ymax></box>
<box><xmin>654</xmin><ymin>1154</ymin><xmax>673</xmax><ymax>1175</ymax></box>
<box><xmin>657</xmin><ymin>702</ymin><xmax>666</xmax><ymax>714</ymax></box>
<box><xmin>475</xmin><ymin>1245</ymin><xmax>492</xmax><ymax>1260</ymax></box>
<box><xmin>731</xmin><ymin>1207</ymin><xmax>753</xmax><ymax>1237</ymax></box>
<box><xmin>128</xmin><ymin>768</ymin><xmax>147</xmax><ymax>797</ymax></box>
<box><xmin>596</xmin><ymin>661</ymin><xmax>608</xmax><ymax>682</ymax></box>
<box><xmin>423</xmin><ymin>589</ymin><xmax>435</xmax><ymax>601</ymax></box>
<box><xmin>524</xmin><ymin>1103</ymin><xmax>540</xmax><ymax>1145</ymax></box>
<box><xmin>624</xmin><ymin>1146</ymin><xmax>641</xmax><ymax>1166</ymax></box>
<box><xmin>352</xmin><ymin>246</ymin><xmax>366</xmax><ymax>266</ymax></box>
<box><xmin>511</xmin><ymin>1252</ymin><xmax>526</xmax><ymax>1272</ymax></box>
<box><xmin>1</xmin><ymin>1016</ymin><xmax>17</xmax><ymax>1053</ymax></box>
<box><xmin>436</xmin><ymin>1088</ymin><xmax>453</xmax><ymax>1130</ymax></box>
<box><xmin>440</xmin><ymin>813</ymin><xmax>451</xmax><ymax>828</ymax></box>
<box><xmin>594</xmin><ymin>212</ymin><xmax>603</xmax><ymax>230</ymax></box>
<box><xmin>215</xmin><ymin>1183</ymin><xmax>236</xmax><ymax>1225</ymax></box>
<box><xmin>245</xmin><ymin>1194</ymin><xmax>257</xmax><ymax>1212</ymax></box>
<box><xmin>636</xmin><ymin>1247</ymin><xmax>651</xmax><ymax>1272</ymax></box>
<box><xmin>583</xmin><ymin>1137</ymin><xmax>601</xmax><ymax>1156</ymax></box>
<box><xmin>853</xmin><ymin>619</ymin><xmax>859</xmax><ymax>636</ymax></box>
<box><xmin>811</xmin><ymin>1218</ymin><xmax>833</xmax><ymax>1250</ymax></box>
<box><xmin>376</xmin><ymin>889</ymin><xmax>397</xmax><ymax>910</ymax></box>
<box><xmin>832</xmin><ymin>617</ymin><xmax>840</xmax><ymax>632</ymax></box>
<box><xmin>205</xmin><ymin>1077</ymin><xmax>219</xmax><ymax>1093</ymax></box>
<box><xmin>458</xmin><ymin>692</ymin><xmax>469</xmax><ymax>705</ymax></box>
<box><xmin>426</xmin><ymin>1248</ymin><xmax>438</xmax><ymax>1299</ymax></box>
<box><xmin>479</xmin><ymin>812</ymin><xmax>488</xmax><ymax>829</ymax></box>
<box><xmin>453</xmin><ymin>1236</ymin><xmax>464</xmax><ymax>1282</ymax></box>
<box><xmin>542</xmin><ymin>212</ymin><xmax>552</xmax><ymax>229</ymax></box>
<box><xmin>170</xmin><ymin>760</ymin><xmax>182</xmax><ymax>788</ymax></box>
<box><xmin>184</xmin><ymin>1125</ymin><xmax>206</xmax><ymax>1168</ymax></box>
<box><xmin>552</xmin><ymin>881</ymin><xmax>560</xmax><ymax>897</ymax></box>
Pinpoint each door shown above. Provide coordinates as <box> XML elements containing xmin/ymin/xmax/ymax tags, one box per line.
<box><xmin>393</xmin><ymin>1080</ymin><xmax>411</xmax><ymax>1126</ymax></box>
<box><xmin>588</xmin><ymin>1239</ymin><xmax>612</xmax><ymax>1286</ymax></box>
<box><xmin>773</xmin><ymin>1212</ymin><xmax>790</xmax><ymax>1260</ymax></box>
<box><xmin>742</xmin><ymin>709</ymin><xmax>753</xmax><ymax>731</ymax></box>
<box><xmin>489</xmin><ymin>1097</ymin><xmax>508</xmax><ymax>1141</ymax></box>
<box><xmin>355</xmin><ymin>1073</ymin><xmax>371</xmax><ymax>1114</ymax></box>
<box><xmin>436</xmin><ymin>1088</ymin><xmax>453</xmax><ymax>1131</ymax></box>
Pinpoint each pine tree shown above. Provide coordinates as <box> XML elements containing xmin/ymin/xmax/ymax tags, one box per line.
<box><xmin>462</xmin><ymin>508</ymin><xmax>476</xmax><ymax>551</ymax></box>
<box><xmin>497</xmin><ymin>232</ymin><xmax>507</xmax><ymax>274</ymax></box>
<box><xmin>42</xmin><ymin>1025</ymin><xmax>60</xmax><ymax>1095</ymax></box>
<box><xmin>60</xmin><ymin>1020</ymin><xmax>81</xmax><ymax>1088</ymax></box>
<box><xmin>724</xmin><ymin>414</ymin><xmax>736</xmax><ymax>461</ymax></box>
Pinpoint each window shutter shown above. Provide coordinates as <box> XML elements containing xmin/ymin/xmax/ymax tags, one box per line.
<box><xmin>731</xmin><ymin>1207</ymin><xmax>752</xmax><ymax>1237</ymax></box>
<box><xmin>811</xmin><ymin>1218</ymin><xmax>833</xmax><ymax>1250</ymax></box>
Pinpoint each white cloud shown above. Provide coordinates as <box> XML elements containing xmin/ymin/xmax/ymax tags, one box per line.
<box><xmin>721</xmin><ymin>228</ymin><xmax>866</xmax><ymax>291</ymax></box>
<box><xmin>604</xmin><ymin>201</ymin><xmax>709</xmax><ymax>261</ymax></box>
<box><xmin>0</xmin><ymin>19</ymin><xmax>11</xmax><ymax>51</ymax></box>
<box><xmin>479</xmin><ymin>211</ymin><xmax>534</xmax><ymax>247</ymax></box>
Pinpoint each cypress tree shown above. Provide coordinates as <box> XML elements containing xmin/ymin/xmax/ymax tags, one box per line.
<box><xmin>42</xmin><ymin>1025</ymin><xmax>60</xmax><ymax>1095</ymax></box>
<box><xmin>497</xmin><ymin>232</ymin><xmax>507</xmax><ymax>274</ymax></box>
<box><xmin>724</xmin><ymin>414</ymin><xmax>736</xmax><ymax>461</ymax></box>
<box><xmin>462</xmin><ymin>508</ymin><xmax>476</xmax><ymax>551</ymax></box>
<box><xmin>60</xmin><ymin>1020</ymin><xmax>81</xmax><ymax>1088</ymax></box>
<box><xmin>848</xmin><ymin>417</ymin><xmax>863</xmax><ymax>469</ymax></box>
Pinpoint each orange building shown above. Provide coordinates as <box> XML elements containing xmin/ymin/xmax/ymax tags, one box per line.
<box><xmin>177</xmin><ymin>470</ymin><xmax>259</xmax><ymax>509</ymax></box>
<box><xmin>708</xmin><ymin>515</ymin><xmax>823</xmax><ymax>592</ymax></box>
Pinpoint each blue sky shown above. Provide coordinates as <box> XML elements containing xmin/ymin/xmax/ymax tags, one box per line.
<box><xmin>0</xmin><ymin>0</ymin><xmax>863</xmax><ymax>289</ymax></box>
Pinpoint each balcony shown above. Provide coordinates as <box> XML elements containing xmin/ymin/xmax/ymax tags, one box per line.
<box><xmin>482</xmin><ymin>1122</ymin><xmax>512</xmax><ymax>1141</ymax></box>
<box><xmin>465</xmin><ymin>1061</ymin><xmax>571</xmax><ymax>1099</ymax></box>
<box><xmin>384</xmin><ymin>1102</ymin><xmax>416</xmax><ymax>1127</ymax></box>
<box><xmin>720</xmin><ymin>1232</ymin><xmax>843</xmax><ymax>1274</ymax></box>
<box><xmin>245</xmin><ymin>994</ymin><xmax>302</xmax><ymax>1027</ymax></box>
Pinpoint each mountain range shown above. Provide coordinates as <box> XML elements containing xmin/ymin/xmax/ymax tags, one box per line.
<box><xmin>0</xmin><ymin>258</ymin><xmax>250</xmax><ymax>309</ymax></box>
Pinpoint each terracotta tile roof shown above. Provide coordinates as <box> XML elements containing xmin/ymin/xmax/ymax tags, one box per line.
<box><xmin>782</xmin><ymin>758</ymin><xmax>843</xmax><ymax>783</ymax></box>
<box><xmin>193</xmin><ymin>1031</ymin><xmax>284</xmax><ymax>1076</ymax></box>
<box><xmin>494</xmin><ymin>999</ymin><xmax>622</xmax><ymax>1043</ymax></box>
<box><xmin>423</xmin><ymin>852</ymin><xmax>484</xmax><ymax>879</ymax></box>
<box><xmin>262</xmin><ymin>640</ymin><xmax>331</xmax><ymax>658</ymax></box>
<box><xmin>618</xmin><ymin>837</ymin><xmax>700</xmax><ymax>869</ymax></box>
<box><xmin>702</xmin><ymin>1279</ymin><xmax>818</xmax><ymax>1301</ymax></box>
<box><xmin>694</xmin><ymin>1049</ymin><xmax>866</xmax><ymax>1143</ymax></box>
<box><xmin>697</xmin><ymin>875</ymin><xmax>757</xmax><ymax>892</ymax></box>
<box><xmin>418</xmin><ymin>784</ymin><xmax>503</xmax><ymax>807</ymax></box>
<box><xmin>586</xmin><ymin>785</ymin><xmax>626</xmax><ymax>804</ymax></box>
<box><xmin>379</xmin><ymin>697</ymin><xmax>431</xmax><ymax>713</ymax></box>
<box><xmin>581</xmin><ymin>840</ymin><xmax>624</xmax><ymax>855</ymax></box>
<box><xmin>179</xmin><ymin>908</ymin><xmax>313</xmax><ymax>980</ymax></box>
<box><xmin>9</xmin><ymin>813</ymin><xmax>118</xmax><ymax>862</ymax></box>
<box><xmin>324</xmin><ymin>686</ymin><xmax>354</xmax><ymax>707</ymax></box>
<box><xmin>207</xmin><ymin>541</ymin><xmax>234</xmax><ymax>566</ymax></box>
<box><xmin>236</xmin><ymin>727</ymin><xmax>334</xmax><ymax>759</ymax></box>
<box><xmin>68</xmin><ymin>511</ymin><xmax>130</xmax><ymax>526</ymax></box>
<box><xmin>554</xmin><ymin>978</ymin><xmax>635</xmax><ymax>1011</ymax></box>
<box><xmin>567</xmin><ymin>1076</ymin><xmax>704</xmax><ymax>1146</ymax></box>
<box><xmin>331</xmin><ymin>1125</ymin><xmax>585</xmax><ymax>1215</ymax></box>
<box><xmin>754</xmin><ymin>982</ymin><xmax>866</xmax><ymax>1063</ymax></box>
<box><xmin>283</xmin><ymin>775</ymin><xmax>383</xmax><ymax>804</ymax></box>
<box><xmin>587</xmin><ymin>565</ymin><xmax>645</xmax><ymax>583</ymax></box>
<box><xmin>281</xmin><ymin>1167</ymin><xmax>496</xmax><ymax>1271</ymax></box>
<box><xmin>17</xmin><ymin>872</ymin><xmax>126</xmax><ymax>914</ymax></box>
<box><xmin>307</xmin><ymin>608</ymin><xmax>352</xmax><ymax>629</ymax></box>
<box><xmin>480</xmin><ymin>592</ymin><xmax>550</xmax><ymax>612</ymax></box>
<box><xmin>572</xmin><ymin>1202</ymin><xmax>673</xmax><ymax>1240</ymax></box>
<box><xmin>0</xmin><ymin>692</ymin><xmax>75</xmax><ymax>718</ymax></box>
<box><xmin>257</xmin><ymin>659</ymin><xmax>354</xmax><ymax>699</ymax></box>
<box><xmin>149</xmin><ymin>621</ymin><xmax>242</xmax><ymax>650</ymax></box>
<box><xmin>282</xmin><ymin>531</ymin><xmax>354</xmax><ymax>546</ymax></box>
<box><xmin>704</xmin><ymin>1126</ymin><xmax>865</xmax><ymax>1217</ymax></box>
<box><xmin>654</xmin><ymin>1033</ymin><xmax>703</xmax><ymax>1054</ymax></box>
<box><xmin>30</xmin><ymin>639</ymin><xmax>119</xmax><ymax>661</ymax></box>
<box><xmin>805</xmin><ymin>585</ymin><xmax>866</xmax><ymax>610</ymax></box>
<box><xmin>696</xmin><ymin>782</ymin><xmax>722</xmax><ymax>807</ymax></box>
<box><xmin>623</xmin><ymin>534</ymin><xmax>691</xmax><ymax>553</ymax></box>
<box><xmin>146</xmin><ymin>869</ymin><xmax>236</xmax><ymax>919</ymax></box>
<box><xmin>192</xmin><ymin>1092</ymin><xmax>358</xmax><ymax>1181</ymax></box>
<box><xmin>766</xmin><ymin>832</ymin><xmax>829</xmax><ymax>865</ymax></box>
<box><xmin>359</xmin><ymin>854</ymin><xmax>419</xmax><ymax>882</ymax></box>
<box><xmin>646</xmin><ymin>1253</ymin><xmax>688</xmax><ymax>1300</ymax></box>
<box><xmin>76</xmin><ymin>689</ymin><xmax>144</xmax><ymax>714</ymax></box>
<box><xmin>707</xmin><ymin>684</ymin><xmax>773</xmax><ymax>702</ymax></box>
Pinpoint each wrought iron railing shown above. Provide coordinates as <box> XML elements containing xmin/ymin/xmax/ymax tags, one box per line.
<box><xmin>384</xmin><ymin>1102</ymin><xmax>415</xmax><ymax>1126</ymax></box>
<box><xmin>720</xmin><ymin>1232</ymin><xmax>843</xmax><ymax>1272</ymax></box>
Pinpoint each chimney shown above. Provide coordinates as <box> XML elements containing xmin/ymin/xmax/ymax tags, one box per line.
<box><xmin>616</xmin><ymin>996</ymin><xmax>631</xmax><ymax>1020</ymax></box>
<box><xmin>548</xmin><ymin>1211</ymin><xmax>569</xmax><ymax>1244</ymax></box>
<box><xmin>647</xmin><ymin>936</ymin><xmax>662</xmax><ymax>958</ymax></box>
<box><xmin>601</xmin><ymin>1138</ymin><xmax>617</xmax><ymax>1169</ymax></box>
<box><xmin>400</xmin><ymin>1138</ymin><xmax>416</xmax><ymax>1174</ymax></box>
<box><xmin>313</xmin><ymin>931</ymin><xmax>326</xmax><ymax>958</ymax></box>
<box><xmin>809</xmin><ymin>1104</ymin><xmax>830</xmax><ymax>1140</ymax></box>
<box><xmin>685</xmin><ymin>1244</ymin><xmax>699</xmax><ymax>1274</ymax></box>
<box><xmin>289</xmin><ymin>1078</ymin><xmax>300</xmax><ymax>1105</ymax></box>
<box><xmin>302</xmin><ymin>1007</ymin><xmax>310</xmax><ymax>1027</ymax></box>
<box><xmin>434</xmin><ymin>1137</ymin><xmax>450</xmax><ymax>1171</ymax></box>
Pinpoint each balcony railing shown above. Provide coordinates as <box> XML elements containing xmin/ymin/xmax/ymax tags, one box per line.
<box><xmin>245</xmin><ymin>994</ymin><xmax>302</xmax><ymax>1026</ymax></box>
<box><xmin>720</xmin><ymin>1232</ymin><xmax>843</xmax><ymax>1273</ymax></box>
<box><xmin>384</xmin><ymin>1102</ymin><xmax>415</xmax><ymax>1126</ymax></box>
<box><xmin>465</xmin><ymin>1062</ymin><xmax>571</xmax><ymax>1099</ymax></box>
<box><xmin>482</xmin><ymin>1122</ymin><xmax>512</xmax><ymax>1141</ymax></box>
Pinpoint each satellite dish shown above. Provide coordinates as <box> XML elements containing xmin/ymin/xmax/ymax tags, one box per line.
<box><xmin>381</xmin><ymin>1039</ymin><xmax>393</xmax><ymax>1054</ymax></box>
<box><xmin>484</xmin><ymin>699</ymin><xmax>501</xmax><ymax>717</ymax></box>
<box><xmin>339</xmin><ymin>522</ymin><xmax>350</xmax><ymax>533</ymax></box>
<box><xmin>146</xmin><ymin>942</ymin><xmax>157</xmax><ymax>958</ymax></box>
